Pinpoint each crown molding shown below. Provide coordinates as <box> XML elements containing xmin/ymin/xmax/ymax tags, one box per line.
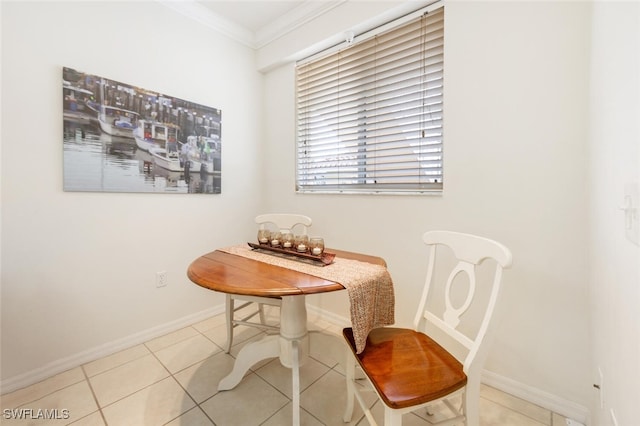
<box><xmin>157</xmin><ymin>0</ymin><xmax>255</xmax><ymax>48</ymax></box>
<box><xmin>254</xmin><ymin>0</ymin><xmax>347</xmax><ymax>49</ymax></box>
<box><xmin>157</xmin><ymin>0</ymin><xmax>346</xmax><ymax>50</ymax></box>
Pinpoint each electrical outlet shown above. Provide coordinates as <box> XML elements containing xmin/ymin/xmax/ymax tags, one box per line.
<box><xmin>156</xmin><ymin>271</ymin><xmax>167</xmax><ymax>287</ymax></box>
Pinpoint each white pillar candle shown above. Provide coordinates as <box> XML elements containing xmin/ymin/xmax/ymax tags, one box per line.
<box><xmin>297</xmin><ymin>244</ymin><xmax>307</xmax><ymax>252</ymax></box>
<box><xmin>312</xmin><ymin>247</ymin><xmax>322</xmax><ymax>255</ymax></box>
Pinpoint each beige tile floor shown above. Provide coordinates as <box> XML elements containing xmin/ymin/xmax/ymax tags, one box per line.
<box><xmin>1</xmin><ymin>312</ymin><xmax>569</xmax><ymax>426</ymax></box>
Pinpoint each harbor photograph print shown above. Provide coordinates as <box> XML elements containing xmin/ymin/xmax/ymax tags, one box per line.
<box><xmin>62</xmin><ymin>66</ymin><xmax>222</xmax><ymax>194</ymax></box>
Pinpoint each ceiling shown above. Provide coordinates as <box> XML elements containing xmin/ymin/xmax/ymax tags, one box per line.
<box><xmin>162</xmin><ymin>0</ymin><xmax>430</xmax><ymax>52</ymax></box>
<box><xmin>161</xmin><ymin>0</ymin><xmax>346</xmax><ymax>49</ymax></box>
<box><xmin>197</xmin><ymin>1</ymin><xmax>305</xmax><ymax>34</ymax></box>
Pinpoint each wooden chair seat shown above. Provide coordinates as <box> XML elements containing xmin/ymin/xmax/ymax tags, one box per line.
<box><xmin>343</xmin><ymin>327</ymin><xmax>467</xmax><ymax>409</ymax></box>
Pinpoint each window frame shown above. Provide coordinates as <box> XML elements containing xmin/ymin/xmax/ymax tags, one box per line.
<box><xmin>295</xmin><ymin>2</ymin><xmax>444</xmax><ymax>195</ymax></box>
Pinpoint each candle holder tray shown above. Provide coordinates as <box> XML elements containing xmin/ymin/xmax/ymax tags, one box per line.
<box><xmin>247</xmin><ymin>242</ymin><xmax>335</xmax><ymax>266</ymax></box>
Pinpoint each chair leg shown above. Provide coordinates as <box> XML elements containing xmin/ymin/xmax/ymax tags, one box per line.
<box><xmin>343</xmin><ymin>349</ymin><xmax>356</xmax><ymax>422</ymax></box>
<box><xmin>225</xmin><ymin>294</ymin><xmax>234</xmax><ymax>353</ymax></box>
<box><xmin>258</xmin><ymin>302</ymin><xmax>266</xmax><ymax>325</ymax></box>
<box><xmin>384</xmin><ymin>407</ymin><xmax>402</xmax><ymax>426</ymax></box>
<box><xmin>463</xmin><ymin>383</ymin><xmax>478</xmax><ymax>426</ymax></box>
<box><xmin>344</xmin><ymin>347</ymin><xmax>379</xmax><ymax>425</ymax></box>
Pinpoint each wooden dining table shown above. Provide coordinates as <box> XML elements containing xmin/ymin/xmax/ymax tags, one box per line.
<box><xmin>187</xmin><ymin>245</ymin><xmax>390</xmax><ymax>426</ymax></box>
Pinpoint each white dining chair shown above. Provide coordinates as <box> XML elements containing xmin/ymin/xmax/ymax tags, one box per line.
<box><xmin>342</xmin><ymin>230</ymin><xmax>513</xmax><ymax>426</ymax></box>
<box><xmin>224</xmin><ymin>213</ymin><xmax>313</xmax><ymax>353</ymax></box>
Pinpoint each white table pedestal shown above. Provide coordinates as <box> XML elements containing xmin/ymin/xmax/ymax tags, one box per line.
<box><xmin>218</xmin><ymin>295</ymin><xmax>309</xmax><ymax>426</ymax></box>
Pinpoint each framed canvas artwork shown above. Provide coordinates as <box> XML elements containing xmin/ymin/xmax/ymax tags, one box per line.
<box><xmin>63</xmin><ymin>66</ymin><xmax>222</xmax><ymax>194</ymax></box>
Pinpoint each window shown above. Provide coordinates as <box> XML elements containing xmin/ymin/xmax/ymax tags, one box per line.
<box><xmin>296</xmin><ymin>5</ymin><xmax>444</xmax><ymax>194</ymax></box>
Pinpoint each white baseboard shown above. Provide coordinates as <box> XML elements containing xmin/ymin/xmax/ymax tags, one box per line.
<box><xmin>306</xmin><ymin>303</ymin><xmax>350</xmax><ymax>328</ymax></box>
<box><xmin>481</xmin><ymin>370</ymin><xmax>591</xmax><ymax>426</ymax></box>
<box><xmin>0</xmin><ymin>306</ymin><xmax>224</xmax><ymax>395</ymax></box>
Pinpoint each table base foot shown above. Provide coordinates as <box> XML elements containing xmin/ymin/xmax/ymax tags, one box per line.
<box><xmin>218</xmin><ymin>335</ymin><xmax>280</xmax><ymax>391</ymax></box>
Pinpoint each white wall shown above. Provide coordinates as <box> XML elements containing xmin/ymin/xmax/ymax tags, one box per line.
<box><xmin>0</xmin><ymin>1</ymin><xmax>263</xmax><ymax>388</ymax></box>
<box><xmin>588</xmin><ymin>3</ymin><xmax>640</xmax><ymax>426</ymax></box>
<box><xmin>6</xmin><ymin>2</ymin><xmax>637</xmax><ymax>425</ymax></box>
<box><xmin>261</xmin><ymin>1</ymin><xmax>592</xmax><ymax>420</ymax></box>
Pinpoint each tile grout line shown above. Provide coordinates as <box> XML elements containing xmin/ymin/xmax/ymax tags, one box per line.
<box><xmin>82</xmin><ymin>345</ymin><xmax>152</xmax><ymax>382</ymax></box>
<box><xmin>480</xmin><ymin>388</ymin><xmax>554</xmax><ymax>426</ymax></box>
<box><xmin>144</xmin><ymin>334</ymin><xmax>207</xmax><ymax>425</ymax></box>
<box><xmin>192</xmin><ymin>322</ymin><xmax>232</xmax><ymax>355</ymax></box>
<box><xmin>254</xmin><ymin>357</ymin><xmax>334</xmax><ymax>426</ymax></box>
<box><xmin>84</xmin><ymin>346</ymin><xmax>177</xmax><ymax>422</ymax></box>
<box><xmin>145</xmin><ymin>326</ymin><xmax>207</xmax><ymax>354</ymax></box>
<box><xmin>1</xmin><ymin>372</ymin><xmax>85</xmax><ymax>413</ymax></box>
<box><xmin>480</xmin><ymin>395</ymin><xmax>552</xmax><ymax>426</ymax></box>
<box><xmin>79</xmin><ymin>364</ymin><xmax>108</xmax><ymax>426</ymax></box>
<box><xmin>146</xmin><ymin>324</ymin><xmax>243</xmax><ymax>426</ymax></box>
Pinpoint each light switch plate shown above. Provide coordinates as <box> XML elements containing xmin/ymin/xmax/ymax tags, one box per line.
<box><xmin>623</xmin><ymin>182</ymin><xmax>639</xmax><ymax>246</ymax></box>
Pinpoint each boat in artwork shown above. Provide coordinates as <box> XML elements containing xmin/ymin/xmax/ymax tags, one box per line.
<box><xmin>149</xmin><ymin>142</ymin><xmax>182</xmax><ymax>172</ymax></box>
<box><xmin>181</xmin><ymin>126</ymin><xmax>221</xmax><ymax>175</ymax></box>
<box><xmin>132</xmin><ymin>120</ymin><xmax>183</xmax><ymax>172</ymax></box>
<box><xmin>62</xmin><ymin>81</ymin><xmax>96</xmax><ymax>122</ymax></box>
<box><xmin>133</xmin><ymin>120</ymin><xmax>181</xmax><ymax>152</ymax></box>
<box><xmin>97</xmin><ymin>105</ymin><xmax>139</xmax><ymax>138</ymax></box>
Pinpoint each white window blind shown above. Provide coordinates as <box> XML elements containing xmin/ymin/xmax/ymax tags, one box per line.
<box><xmin>296</xmin><ymin>6</ymin><xmax>444</xmax><ymax>194</ymax></box>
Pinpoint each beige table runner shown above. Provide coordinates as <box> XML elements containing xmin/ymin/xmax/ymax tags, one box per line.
<box><xmin>219</xmin><ymin>245</ymin><xmax>395</xmax><ymax>353</ymax></box>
